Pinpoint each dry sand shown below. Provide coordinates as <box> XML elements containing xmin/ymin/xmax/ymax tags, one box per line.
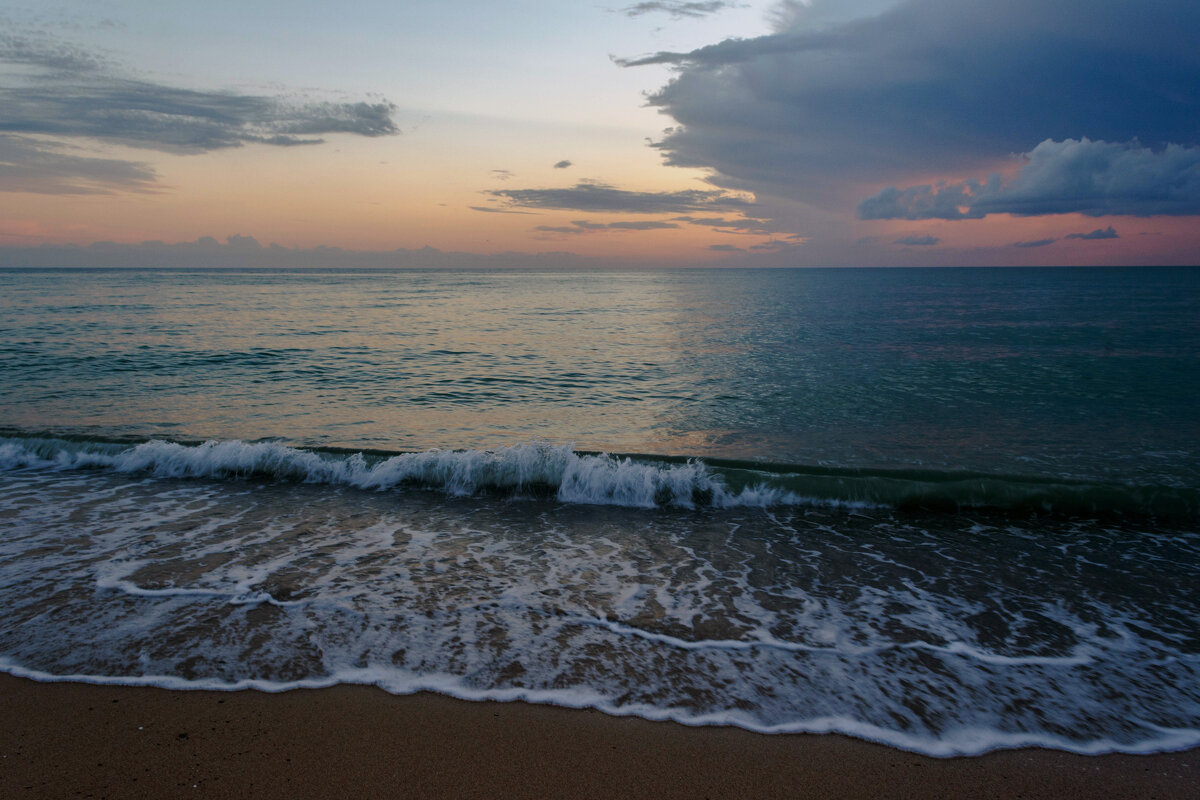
<box><xmin>1</xmin><ymin>673</ymin><xmax>1195</xmax><ymax>799</ymax></box>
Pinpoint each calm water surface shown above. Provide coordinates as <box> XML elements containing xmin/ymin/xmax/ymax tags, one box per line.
<box><xmin>3</xmin><ymin>267</ymin><xmax>1197</xmax><ymax>483</ymax></box>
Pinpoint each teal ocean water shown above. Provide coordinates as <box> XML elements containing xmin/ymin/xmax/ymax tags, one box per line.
<box><xmin>1</xmin><ymin>266</ymin><xmax>1197</xmax><ymax>755</ymax></box>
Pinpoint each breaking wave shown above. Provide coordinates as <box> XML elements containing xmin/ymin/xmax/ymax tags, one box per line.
<box><xmin>1</xmin><ymin>433</ymin><xmax>1195</xmax><ymax>518</ymax></box>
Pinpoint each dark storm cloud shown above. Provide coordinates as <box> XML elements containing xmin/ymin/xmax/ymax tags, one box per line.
<box><xmin>858</xmin><ymin>139</ymin><xmax>1200</xmax><ymax>220</ymax></box>
<box><xmin>620</xmin><ymin>2</ymin><xmax>742</xmax><ymax>20</ymax></box>
<box><xmin>1066</xmin><ymin>226</ymin><xmax>1119</xmax><ymax>241</ymax></box>
<box><xmin>534</xmin><ymin>219</ymin><xmax>680</xmax><ymax>234</ymax></box>
<box><xmin>0</xmin><ymin>28</ymin><xmax>398</xmax><ymax>192</ymax></box>
<box><xmin>621</xmin><ymin>0</ymin><xmax>1200</xmax><ymax>214</ymax></box>
<box><xmin>489</xmin><ymin>181</ymin><xmax>755</xmax><ymax>214</ymax></box>
<box><xmin>0</xmin><ymin>134</ymin><xmax>158</xmax><ymax>194</ymax></box>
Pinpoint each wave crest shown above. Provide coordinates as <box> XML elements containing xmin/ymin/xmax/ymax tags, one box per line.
<box><xmin>0</xmin><ymin>436</ymin><xmax>782</xmax><ymax>509</ymax></box>
<box><xmin>1</xmin><ymin>434</ymin><xmax>1196</xmax><ymax>517</ymax></box>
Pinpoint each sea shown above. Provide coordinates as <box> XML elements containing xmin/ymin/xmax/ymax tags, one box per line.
<box><xmin>0</xmin><ymin>266</ymin><xmax>1197</xmax><ymax>757</ymax></box>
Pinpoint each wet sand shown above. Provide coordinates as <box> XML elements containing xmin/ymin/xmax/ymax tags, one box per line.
<box><xmin>1</xmin><ymin>673</ymin><xmax>1195</xmax><ymax>799</ymax></box>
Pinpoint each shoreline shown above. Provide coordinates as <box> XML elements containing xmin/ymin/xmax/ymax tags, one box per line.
<box><xmin>2</xmin><ymin>674</ymin><xmax>1195</xmax><ymax>799</ymax></box>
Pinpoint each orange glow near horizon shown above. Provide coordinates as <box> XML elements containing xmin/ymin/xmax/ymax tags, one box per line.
<box><xmin>0</xmin><ymin>115</ymin><xmax>758</xmax><ymax>261</ymax></box>
<box><xmin>5</xmin><ymin>135</ymin><xmax>1197</xmax><ymax>267</ymax></box>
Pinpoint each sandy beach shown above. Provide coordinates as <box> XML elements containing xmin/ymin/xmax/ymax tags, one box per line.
<box><xmin>1</xmin><ymin>673</ymin><xmax>1194</xmax><ymax>799</ymax></box>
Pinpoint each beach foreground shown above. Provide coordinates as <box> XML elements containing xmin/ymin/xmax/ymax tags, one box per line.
<box><xmin>1</xmin><ymin>674</ymin><xmax>1195</xmax><ymax>799</ymax></box>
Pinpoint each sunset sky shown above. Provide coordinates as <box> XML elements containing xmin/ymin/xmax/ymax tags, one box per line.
<box><xmin>2</xmin><ymin>0</ymin><xmax>1198</xmax><ymax>267</ymax></box>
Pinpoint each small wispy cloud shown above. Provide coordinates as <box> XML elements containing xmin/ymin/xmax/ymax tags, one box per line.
<box><xmin>619</xmin><ymin>2</ymin><xmax>743</xmax><ymax>20</ymax></box>
<box><xmin>489</xmin><ymin>181</ymin><xmax>755</xmax><ymax>214</ymax></box>
<box><xmin>672</xmin><ymin>215</ymin><xmax>774</xmax><ymax>235</ymax></box>
<box><xmin>468</xmin><ymin>205</ymin><xmax>538</xmax><ymax>215</ymax></box>
<box><xmin>0</xmin><ymin>133</ymin><xmax>158</xmax><ymax>194</ymax></box>
<box><xmin>748</xmin><ymin>237</ymin><xmax>807</xmax><ymax>252</ymax></box>
<box><xmin>553</xmin><ymin>159</ymin><xmax>572</xmax><ymax>169</ymax></box>
<box><xmin>1013</xmin><ymin>238</ymin><xmax>1057</xmax><ymax>248</ymax></box>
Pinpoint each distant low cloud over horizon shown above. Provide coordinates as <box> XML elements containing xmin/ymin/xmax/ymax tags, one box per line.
<box><xmin>894</xmin><ymin>235</ymin><xmax>940</xmax><ymax>247</ymax></box>
<box><xmin>0</xmin><ymin>234</ymin><xmax>589</xmax><ymax>269</ymax></box>
<box><xmin>535</xmin><ymin>219</ymin><xmax>680</xmax><ymax>235</ymax></box>
<box><xmin>1066</xmin><ymin>226</ymin><xmax>1119</xmax><ymax>241</ymax></box>
<box><xmin>624</xmin><ymin>0</ymin><xmax>1200</xmax><ymax>221</ymax></box>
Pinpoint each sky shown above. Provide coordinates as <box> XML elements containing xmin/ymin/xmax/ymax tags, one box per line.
<box><xmin>1</xmin><ymin>0</ymin><xmax>1198</xmax><ymax>267</ymax></box>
